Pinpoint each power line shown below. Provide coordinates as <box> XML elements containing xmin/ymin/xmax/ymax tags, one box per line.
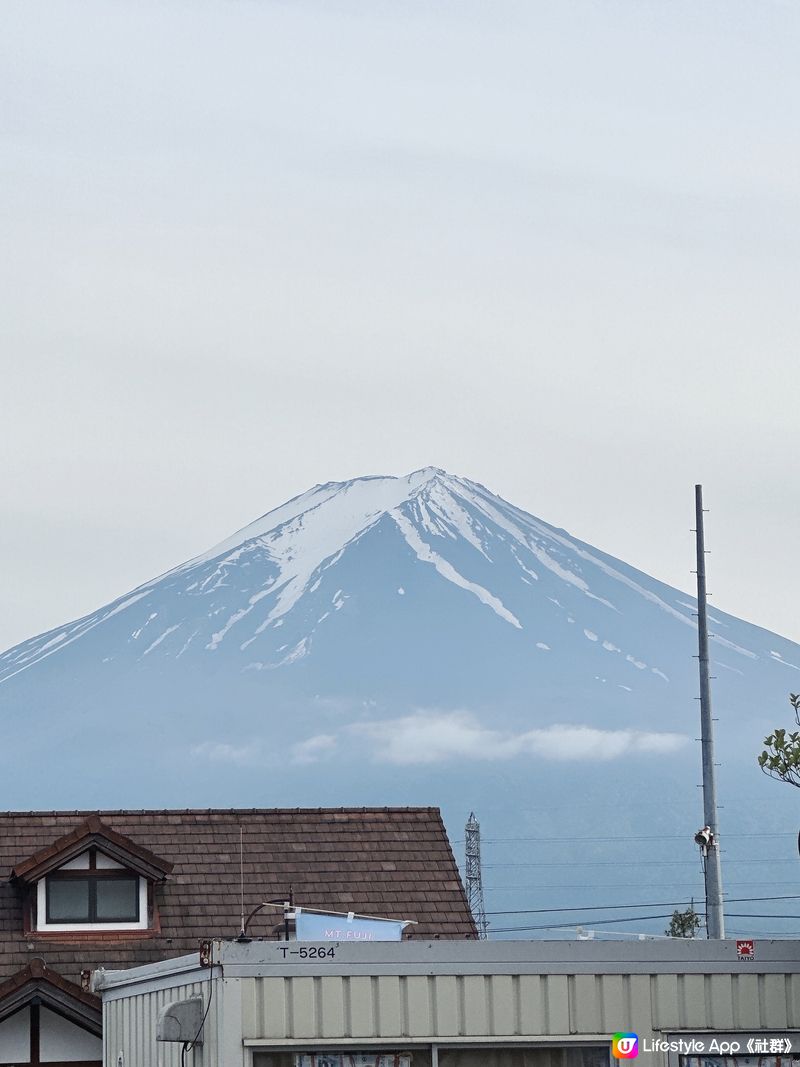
<box><xmin>484</xmin><ymin>859</ymin><xmax>797</xmax><ymax>869</ymax></box>
<box><xmin>485</xmin><ymin>895</ymin><xmax>800</xmax><ymax>916</ymax></box>
<box><xmin>490</xmin><ymin>912</ymin><xmax>800</xmax><ymax>935</ymax></box>
<box><xmin>491</xmin><ymin>913</ymin><xmax>682</xmax><ymax>933</ymax></box>
<box><xmin>456</xmin><ymin>832</ymin><xmax>794</xmax><ymax>845</ymax></box>
<box><xmin>471</xmin><ymin>799</ymin><xmax>759</xmax><ymax>818</ymax></box>
<box><xmin>485</xmin><ymin>880</ymin><xmax>800</xmax><ymax>890</ymax></box>
<box><xmin>486</xmin><ymin>882</ymin><xmax>706</xmax><ymax>890</ymax></box>
<box><xmin>726</xmin><ymin>913</ymin><xmax>800</xmax><ymax>920</ymax></box>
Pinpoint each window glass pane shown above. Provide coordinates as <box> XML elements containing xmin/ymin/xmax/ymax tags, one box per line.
<box><xmin>568</xmin><ymin>1050</ymin><xmax>610</xmax><ymax>1067</ymax></box>
<box><xmin>253</xmin><ymin>1054</ymin><xmax>432</xmax><ymax>1067</ymax></box>
<box><xmin>95</xmin><ymin>877</ymin><xmax>139</xmax><ymax>920</ymax></box>
<box><xmin>48</xmin><ymin>879</ymin><xmax>90</xmax><ymax>922</ymax></box>
<box><xmin>439</xmin><ymin>1049</ymin><xmax>609</xmax><ymax>1067</ymax></box>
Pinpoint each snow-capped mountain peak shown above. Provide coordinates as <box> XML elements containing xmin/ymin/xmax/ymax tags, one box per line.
<box><xmin>2</xmin><ymin>468</ymin><xmax>799</xmax><ymax>936</ymax></box>
<box><xmin>2</xmin><ymin>469</ymin><xmax>797</xmax><ymax>689</ymax></box>
<box><xmin>188</xmin><ymin>467</ymin><xmax>449</xmax><ymax>570</ymax></box>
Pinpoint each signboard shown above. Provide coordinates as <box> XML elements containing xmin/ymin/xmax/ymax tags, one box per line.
<box><xmin>736</xmin><ymin>940</ymin><xmax>755</xmax><ymax>960</ymax></box>
<box><xmin>295</xmin><ymin>911</ymin><xmax>409</xmax><ymax>942</ymax></box>
<box><xmin>294</xmin><ymin>1056</ymin><xmax>412</xmax><ymax>1067</ymax></box>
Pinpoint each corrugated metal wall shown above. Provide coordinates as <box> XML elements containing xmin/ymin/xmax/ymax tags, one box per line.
<box><xmin>103</xmin><ymin>977</ymin><xmax>216</xmax><ymax>1067</ymax></box>
<box><xmin>240</xmin><ymin>972</ymin><xmax>800</xmax><ymax>1043</ymax></box>
<box><xmin>101</xmin><ymin>968</ymin><xmax>800</xmax><ymax>1065</ymax></box>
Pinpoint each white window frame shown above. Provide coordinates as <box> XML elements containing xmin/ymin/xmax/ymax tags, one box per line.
<box><xmin>35</xmin><ymin>865</ymin><xmax>149</xmax><ymax>932</ymax></box>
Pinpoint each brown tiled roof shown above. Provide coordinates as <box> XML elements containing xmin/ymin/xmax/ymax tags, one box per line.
<box><xmin>0</xmin><ymin>959</ymin><xmax>101</xmax><ymax>1028</ymax></box>
<box><xmin>0</xmin><ymin>808</ymin><xmax>475</xmax><ymax>989</ymax></box>
<box><xmin>11</xmin><ymin>815</ymin><xmax>173</xmax><ymax>883</ymax></box>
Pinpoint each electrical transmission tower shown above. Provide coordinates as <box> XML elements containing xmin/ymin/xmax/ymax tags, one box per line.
<box><xmin>465</xmin><ymin>812</ymin><xmax>488</xmax><ymax>939</ymax></box>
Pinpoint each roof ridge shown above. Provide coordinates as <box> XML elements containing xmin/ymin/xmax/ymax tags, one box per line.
<box><xmin>0</xmin><ymin>806</ymin><xmax>441</xmax><ymax>817</ymax></box>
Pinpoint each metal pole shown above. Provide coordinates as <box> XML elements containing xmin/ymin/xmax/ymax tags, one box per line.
<box><xmin>284</xmin><ymin>886</ymin><xmax>293</xmax><ymax>942</ymax></box>
<box><xmin>695</xmin><ymin>484</ymin><xmax>725</xmax><ymax>939</ymax></box>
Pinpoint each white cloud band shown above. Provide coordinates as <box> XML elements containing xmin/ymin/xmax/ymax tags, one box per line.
<box><xmin>298</xmin><ymin>710</ymin><xmax>689</xmax><ymax>766</ymax></box>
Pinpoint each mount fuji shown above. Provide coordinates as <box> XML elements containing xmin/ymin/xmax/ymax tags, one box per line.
<box><xmin>2</xmin><ymin>468</ymin><xmax>799</xmax><ymax>937</ymax></box>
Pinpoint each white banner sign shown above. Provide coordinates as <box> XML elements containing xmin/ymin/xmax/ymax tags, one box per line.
<box><xmin>295</xmin><ymin>911</ymin><xmax>408</xmax><ymax>942</ymax></box>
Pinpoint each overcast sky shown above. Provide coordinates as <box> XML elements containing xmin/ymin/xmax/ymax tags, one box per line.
<box><xmin>2</xmin><ymin>0</ymin><xmax>799</xmax><ymax>652</ymax></box>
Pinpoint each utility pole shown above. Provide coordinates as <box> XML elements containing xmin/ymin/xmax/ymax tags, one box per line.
<box><xmin>465</xmin><ymin>812</ymin><xmax>488</xmax><ymax>939</ymax></box>
<box><xmin>694</xmin><ymin>484</ymin><xmax>725</xmax><ymax>939</ymax></box>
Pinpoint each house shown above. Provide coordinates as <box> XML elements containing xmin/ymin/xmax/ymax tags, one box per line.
<box><xmin>0</xmin><ymin>807</ymin><xmax>475</xmax><ymax>1064</ymax></box>
<box><xmin>94</xmin><ymin>936</ymin><xmax>800</xmax><ymax>1067</ymax></box>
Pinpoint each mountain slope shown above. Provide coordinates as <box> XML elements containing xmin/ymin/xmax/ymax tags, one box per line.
<box><xmin>2</xmin><ymin>468</ymin><xmax>798</xmax><ymax>938</ymax></box>
<box><xmin>4</xmin><ymin>467</ymin><xmax>793</xmax><ymax>688</ymax></box>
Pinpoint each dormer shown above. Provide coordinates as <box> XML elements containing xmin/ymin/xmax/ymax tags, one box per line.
<box><xmin>10</xmin><ymin>816</ymin><xmax>173</xmax><ymax>937</ymax></box>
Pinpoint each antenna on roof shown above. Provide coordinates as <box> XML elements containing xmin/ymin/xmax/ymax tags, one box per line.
<box><xmin>239</xmin><ymin>825</ymin><xmax>245</xmax><ymax>938</ymax></box>
<box><xmin>465</xmin><ymin>812</ymin><xmax>488</xmax><ymax>939</ymax></box>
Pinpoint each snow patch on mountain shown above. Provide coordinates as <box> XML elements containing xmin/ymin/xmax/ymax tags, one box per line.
<box><xmin>143</xmin><ymin>624</ymin><xmax>180</xmax><ymax>656</ymax></box>
<box><xmin>391</xmin><ymin>510</ymin><xmax>522</xmax><ymax>629</ymax></box>
<box><xmin>0</xmin><ymin>590</ymin><xmax>152</xmax><ymax>682</ymax></box>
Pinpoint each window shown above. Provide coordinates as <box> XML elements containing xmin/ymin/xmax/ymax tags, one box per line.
<box><xmin>252</xmin><ymin>1055</ymin><xmax>430</xmax><ymax>1067</ymax></box>
<box><xmin>33</xmin><ymin>849</ymin><xmax>150</xmax><ymax>932</ymax></box>
<box><xmin>438</xmin><ymin>1050</ymin><xmax>610</xmax><ymax>1067</ymax></box>
<box><xmin>250</xmin><ymin>1053</ymin><xmax>608</xmax><ymax>1067</ymax></box>
<box><xmin>46</xmin><ymin>874</ymin><xmax>139</xmax><ymax>924</ymax></box>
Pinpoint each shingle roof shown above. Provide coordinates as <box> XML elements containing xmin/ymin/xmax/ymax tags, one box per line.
<box><xmin>11</xmin><ymin>815</ymin><xmax>173</xmax><ymax>883</ymax></box>
<box><xmin>0</xmin><ymin>807</ymin><xmax>475</xmax><ymax>989</ymax></box>
<box><xmin>0</xmin><ymin>959</ymin><xmax>101</xmax><ymax>1029</ymax></box>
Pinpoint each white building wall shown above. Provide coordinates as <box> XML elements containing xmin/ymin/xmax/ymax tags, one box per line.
<box><xmin>0</xmin><ymin>1007</ymin><xmax>29</xmax><ymax>1064</ymax></box>
<box><xmin>40</xmin><ymin>1007</ymin><xmax>103</xmax><ymax>1062</ymax></box>
<box><xmin>57</xmin><ymin>850</ymin><xmax>123</xmax><ymax>870</ymax></box>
